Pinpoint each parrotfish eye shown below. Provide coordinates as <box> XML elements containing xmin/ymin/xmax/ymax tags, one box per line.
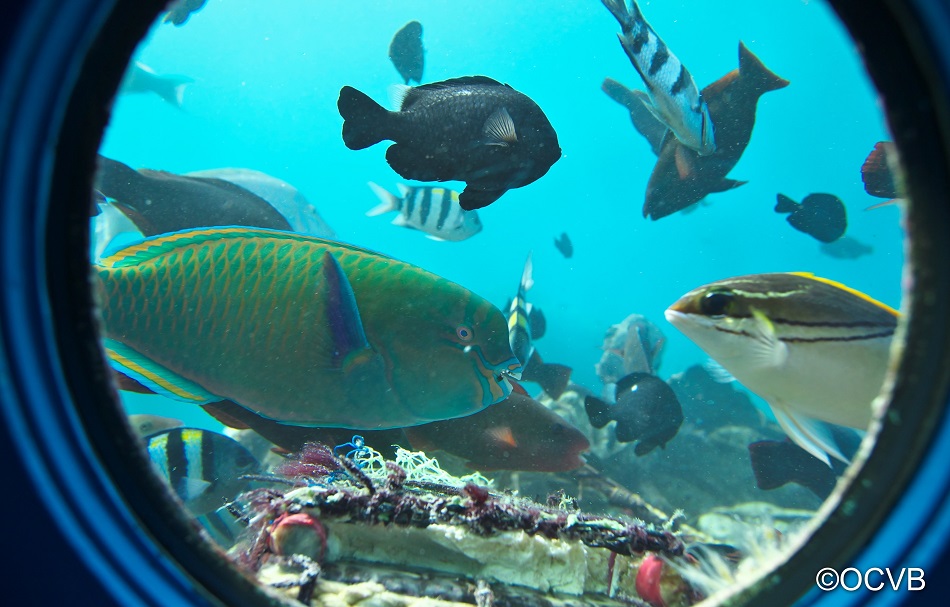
<box><xmin>456</xmin><ymin>324</ymin><xmax>474</xmax><ymax>342</ymax></box>
<box><xmin>699</xmin><ymin>289</ymin><xmax>735</xmax><ymax>317</ymax></box>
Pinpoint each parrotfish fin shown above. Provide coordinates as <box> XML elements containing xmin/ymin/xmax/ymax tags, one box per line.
<box><xmin>584</xmin><ymin>396</ymin><xmax>614</xmax><ymax>429</ymax></box>
<box><xmin>458</xmin><ymin>187</ymin><xmax>505</xmax><ymax>211</ymax></box>
<box><xmin>769</xmin><ymin>402</ymin><xmax>850</xmax><ymax>467</ymax></box>
<box><xmin>774</xmin><ymin>193</ymin><xmax>799</xmax><ymax>214</ymax></box>
<box><xmin>509</xmin><ymin>379</ymin><xmax>530</xmax><ymax>396</ymax></box>
<box><xmin>366</xmin><ymin>182</ymin><xmax>400</xmax><ymax>216</ymax></box>
<box><xmin>674</xmin><ymin>145</ymin><xmax>697</xmax><ymax>179</ymax></box>
<box><xmin>338</xmin><ymin>86</ymin><xmax>390</xmax><ymax>150</ymax></box>
<box><xmin>113</xmin><ymin>370</ymin><xmax>158</xmax><ymax>395</ymax></box>
<box><xmin>708</xmin><ymin>178</ymin><xmax>748</xmax><ymax>194</ymax></box>
<box><xmin>402</xmin><ymin>427</ymin><xmax>437</xmax><ymax>453</ymax></box>
<box><xmin>703</xmin><ymin>358</ymin><xmax>737</xmax><ymax>384</ymax></box>
<box><xmin>748</xmin><ymin>308</ymin><xmax>789</xmax><ymax>368</ymax></box>
<box><xmin>103</xmin><ymin>338</ymin><xmax>221</xmax><ymax>404</ymax></box>
<box><xmin>864</xmin><ymin>198</ymin><xmax>902</xmax><ymax>211</ymax></box>
<box><xmin>201</xmin><ymin>404</ymin><xmax>252</xmax><ymax>430</ymax></box>
<box><xmin>320</xmin><ymin>252</ymin><xmax>373</xmax><ymax>369</ymax></box>
<box><xmin>483</xmin><ymin>107</ymin><xmax>518</xmax><ymax>146</ymax></box>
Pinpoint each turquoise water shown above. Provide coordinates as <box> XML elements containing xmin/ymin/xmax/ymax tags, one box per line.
<box><xmin>99</xmin><ymin>1</ymin><xmax>901</xmax><ymax>497</ymax></box>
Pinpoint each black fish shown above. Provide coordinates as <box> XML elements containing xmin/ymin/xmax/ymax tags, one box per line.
<box><xmin>584</xmin><ymin>372</ymin><xmax>683</xmax><ymax>456</ymax></box>
<box><xmin>820</xmin><ymin>236</ymin><xmax>873</xmax><ymax>260</ymax></box>
<box><xmin>748</xmin><ymin>428</ymin><xmax>860</xmax><ymax>500</ymax></box>
<box><xmin>338</xmin><ymin>76</ymin><xmax>561</xmax><ymax>210</ymax></box>
<box><xmin>774</xmin><ymin>193</ymin><xmax>846</xmax><ymax>243</ymax></box>
<box><xmin>554</xmin><ymin>232</ymin><xmax>573</xmax><ymax>258</ymax></box>
<box><xmin>389</xmin><ymin>21</ymin><xmax>425</xmax><ymax>85</ymax></box>
<box><xmin>95</xmin><ymin>155</ymin><xmax>293</xmax><ymax>235</ymax></box>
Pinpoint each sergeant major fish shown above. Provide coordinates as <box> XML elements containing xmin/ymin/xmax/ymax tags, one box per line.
<box><xmin>367</xmin><ymin>182</ymin><xmax>482</xmax><ymax>241</ymax></box>
<box><xmin>146</xmin><ymin>427</ymin><xmax>261</xmax><ymax>516</ymax></box>
<box><xmin>665</xmin><ymin>272</ymin><xmax>899</xmax><ymax>465</ymax></box>
<box><xmin>601</xmin><ymin>0</ymin><xmax>715</xmax><ymax>156</ymax></box>
<box><xmin>338</xmin><ymin>76</ymin><xmax>561</xmax><ymax>210</ymax></box>
<box><xmin>97</xmin><ymin>227</ymin><xmax>521</xmax><ymax>430</ymax></box>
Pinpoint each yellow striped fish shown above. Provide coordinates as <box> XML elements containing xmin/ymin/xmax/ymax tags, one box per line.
<box><xmin>665</xmin><ymin>272</ymin><xmax>899</xmax><ymax>465</ymax></box>
<box><xmin>96</xmin><ymin>227</ymin><xmax>521</xmax><ymax>430</ymax></box>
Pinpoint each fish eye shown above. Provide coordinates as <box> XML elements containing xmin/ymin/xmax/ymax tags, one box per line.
<box><xmin>699</xmin><ymin>289</ymin><xmax>734</xmax><ymax>317</ymax></box>
<box><xmin>456</xmin><ymin>324</ymin><xmax>474</xmax><ymax>342</ymax></box>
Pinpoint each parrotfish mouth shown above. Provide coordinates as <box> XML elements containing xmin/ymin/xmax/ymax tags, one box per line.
<box><xmin>464</xmin><ymin>345</ymin><xmax>522</xmax><ymax>407</ymax></box>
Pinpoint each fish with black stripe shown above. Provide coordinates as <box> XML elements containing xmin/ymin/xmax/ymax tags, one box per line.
<box><xmin>601</xmin><ymin>0</ymin><xmax>715</xmax><ymax>156</ymax></box>
<box><xmin>367</xmin><ymin>182</ymin><xmax>482</xmax><ymax>241</ymax></box>
<box><xmin>505</xmin><ymin>253</ymin><xmax>572</xmax><ymax>398</ymax></box>
<box><xmin>146</xmin><ymin>427</ymin><xmax>262</xmax><ymax>516</ymax></box>
<box><xmin>665</xmin><ymin>272</ymin><xmax>899</xmax><ymax>465</ymax></box>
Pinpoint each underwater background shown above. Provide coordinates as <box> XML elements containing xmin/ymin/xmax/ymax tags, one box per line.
<box><xmin>101</xmin><ymin>0</ymin><xmax>900</xmax><ymax>431</ymax></box>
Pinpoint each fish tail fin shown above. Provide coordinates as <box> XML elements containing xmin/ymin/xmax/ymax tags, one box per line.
<box><xmin>520</xmin><ymin>252</ymin><xmax>534</xmax><ymax>292</ymax></box>
<box><xmin>338</xmin><ymin>86</ymin><xmax>389</xmax><ymax>150</ymax></box>
<box><xmin>366</xmin><ymin>182</ymin><xmax>400</xmax><ymax>216</ymax></box>
<box><xmin>774</xmin><ymin>193</ymin><xmax>798</xmax><ymax>214</ymax></box>
<box><xmin>738</xmin><ymin>42</ymin><xmax>790</xmax><ymax>94</ymax></box>
<box><xmin>601</xmin><ymin>0</ymin><xmax>642</xmax><ymax>32</ymax></box>
<box><xmin>154</xmin><ymin>75</ymin><xmax>193</xmax><ymax>109</ymax></box>
<box><xmin>522</xmin><ymin>352</ymin><xmax>572</xmax><ymax>399</ymax></box>
<box><xmin>601</xmin><ymin>78</ymin><xmax>638</xmax><ymax>109</ymax></box>
<box><xmin>584</xmin><ymin>396</ymin><xmax>613</xmax><ymax>429</ymax></box>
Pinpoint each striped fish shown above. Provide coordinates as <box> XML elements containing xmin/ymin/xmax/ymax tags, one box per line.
<box><xmin>146</xmin><ymin>427</ymin><xmax>261</xmax><ymax>515</ymax></box>
<box><xmin>665</xmin><ymin>272</ymin><xmax>899</xmax><ymax>465</ymax></box>
<box><xmin>601</xmin><ymin>0</ymin><xmax>715</xmax><ymax>155</ymax></box>
<box><xmin>367</xmin><ymin>182</ymin><xmax>482</xmax><ymax>241</ymax></box>
<box><xmin>97</xmin><ymin>227</ymin><xmax>520</xmax><ymax>429</ymax></box>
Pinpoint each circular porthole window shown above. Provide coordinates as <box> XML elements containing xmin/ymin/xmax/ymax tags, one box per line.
<box><xmin>1</xmin><ymin>1</ymin><xmax>949</xmax><ymax>606</ymax></box>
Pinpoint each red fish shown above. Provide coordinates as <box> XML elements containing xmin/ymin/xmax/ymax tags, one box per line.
<box><xmin>643</xmin><ymin>43</ymin><xmax>790</xmax><ymax>220</ymax></box>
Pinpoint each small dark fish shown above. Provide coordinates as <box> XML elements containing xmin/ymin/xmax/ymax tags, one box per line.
<box><xmin>164</xmin><ymin>0</ymin><xmax>208</xmax><ymax>26</ymax></box>
<box><xmin>643</xmin><ymin>43</ymin><xmax>789</xmax><ymax>220</ymax></box>
<box><xmin>602</xmin><ymin>78</ymin><xmax>668</xmax><ymax>156</ymax></box>
<box><xmin>748</xmin><ymin>428</ymin><xmax>860</xmax><ymax>500</ymax></box>
<box><xmin>585</xmin><ymin>372</ymin><xmax>683</xmax><ymax>455</ymax></box>
<box><xmin>820</xmin><ymin>236</ymin><xmax>874</xmax><ymax>260</ymax></box>
<box><xmin>95</xmin><ymin>155</ymin><xmax>297</xmax><ymax>236</ymax></box>
<box><xmin>553</xmin><ymin>232</ymin><xmax>573</xmax><ymax>258</ymax></box>
<box><xmin>389</xmin><ymin>21</ymin><xmax>425</xmax><ymax>85</ymax></box>
<box><xmin>774</xmin><ymin>193</ymin><xmax>847</xmax><ymax>243</ymax></box>
<box><xmin>338</xmin><ymin>76</ymin><xmax>561</xmax><ymax>210</ymax></box>
<box><xmin>861</xmin><ymin>141</ymin><xmax>900</xmax><ymax>200</ymax></box>
<box><xmin>146</xmin><ymin>427</ymin><xmax>262</xmax><ymax>515</ymax></box>
<box><xmin>119</xmin><ymin>62</ymin><xmax>193</xmax><ymax>109</ymax></box>
<box><xmin>404</xmin><ymin>383</ymin><xmax>589</xmax><ymax>472</ymax></box>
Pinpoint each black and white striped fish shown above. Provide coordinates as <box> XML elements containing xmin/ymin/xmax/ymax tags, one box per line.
<box><xmin>665</xmin><ymin>273</ymin><xmax>899</xmax><ymax>466</ymax></box>
<box><xmin>146</xmin><ymin>427</ymin><xmax>262</xmax><ymax>516</ymax></box>
<box><xmin>367</xmin><ymin>182</ymin><xmax>483</xmax><ymax>241</ymax></box>
<box><xmin>601</xmin><ymin>0</ymin><xmax>715</xmax><ymax>155</ymax></box>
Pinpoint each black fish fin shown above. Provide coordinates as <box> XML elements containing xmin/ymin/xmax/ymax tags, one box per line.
<box><xmin>522</xmin><ymin>353</ymin><xmax>572</xmax><ymax>400</ymax></box>
<box><xmin>633</xmin><ymin>439</ymin><xmax>658</xmax><ymax>456</ymax></box>
<box><xmin>338</xmin><ymin>86</ymin><xmax>390</xmax><ymax>150</ymax></box>
<box><xmin>415</xmin><ymin>75</ymin><xmax>504</xmax><ymax>91</ymax></box>
<box><xmin>483</xmin><ymin>107</ymin><xmax>518</xmax><ymax>146</ymax></box>
<box><xmin>738</xmin><ymin>42</ymin><xmax>791</xmax><ymax>94</ymax></box>
<box><xmin>385</xmin><ymin>144</ymin><xmax>448</xmax><ymax>182</ymax></box>
<box><xmin>708</xmin><ymin>178</ymin><xmax>748</xmax><ymax>194</ymax></box>
<box><xmin>748</xmin><ymin>439</ymin><xmax>837</xmax><ymax>498</ymax></box>
<box><xmin>774</xmin><ymin>193</ymin><xmax>798</xmax><ymax>214</ymax></box>
<box><xmin>528</xmin><ymin>307</ymin><xmax>546</xmax><ymax>340</ymax></box>
<box><xmin>459</xmin><ymin>187</ymin><xmax>505</xmax><ymax>210</ymax></box>
<box><xmin>584</xmin><ymin>396</ymin><xmax>613</xmax><ymax>429</ymax></box>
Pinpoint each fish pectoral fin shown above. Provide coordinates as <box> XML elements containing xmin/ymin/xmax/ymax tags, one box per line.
<box><xmin>748</xmin><ymin>308</ymin><xmax>789</xmax><ymax>368</ymax></box>
<box><xmin>674</xmin><ymin>145</ymin><xmax>697</xmax><ymax>179</ymax></box>
<box><xmin>321</xmin><ymin>251</ymin><xmax>374</xmax><ymax>370</ymax></box>
<box><xmin>770</xmin><ymin>402</ymin><xmax>850</xmax><ymax>466</ymax></box>
<box><xmin>483</xmin><ymin>107</ymin><xmax>518</xmax><ymax>146</ymax></box>
<box><xmin>458</xmin><ymin>187</ymin><xmax>505</xmax><ymax>210</ymax></box>
<box><xmin>103</xmin><ymin>338</ymin><xmax>221</xmax><ymax>404</ymax></box>
<box><xmin>708</xmin><ymin>178</ymin><xmax>748</xmax><ymax>194</ymax></box>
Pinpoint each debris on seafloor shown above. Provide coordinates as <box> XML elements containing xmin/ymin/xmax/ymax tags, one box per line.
<box><xmin>219</xmin><ymin>440</ymin><xmax>709</xmax><ymax>606</ymax></box>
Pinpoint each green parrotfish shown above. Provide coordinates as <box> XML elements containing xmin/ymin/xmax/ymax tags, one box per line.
<box><xmin>96</xmin><ymin>227</ymin><xmax>521</xmax><ymax>429</ymax></box>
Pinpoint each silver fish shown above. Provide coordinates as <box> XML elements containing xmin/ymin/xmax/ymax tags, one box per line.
<box><xmin>601</xmin><ymin>0</ymin><xmax>715</xmax><ymax>155</ymax></box>
<box><xmin>665</xmin><ymin>272</ymin><xmax>899</xmax><ymax>466</ymax></box>
<box><xmin>367</xmin><ymin>182</ymin><xmax>482</xmax><ymax>241</ymax></box>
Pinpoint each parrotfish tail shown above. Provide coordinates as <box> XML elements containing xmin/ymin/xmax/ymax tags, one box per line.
<box><xmin>584</xmin><ymin>396</ymin><xmax>614</xmax><ymax>429</ymax></box>
<box><xmin>95</xmin><ymin>155</ymin><xmax>147</xmax><ymax>205</ymax></box>
<box><xmin>774</xmin><ymin>193</ymin><xmax>798</xmax><ymax>214</ymax></box>
<box><xmin>738</xmin><ymin>42</ymin><xmax>790</xmax><ymax>94</ymax></box>
<box><xmin>321</xmin><ymin>251</ymin><xmax>372</xmax><ymax>369</ymax></box>
<box><xmin>338</xmin><ymin>86</ymin><xmax>389</xmax><ymax>150</ymax></box>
